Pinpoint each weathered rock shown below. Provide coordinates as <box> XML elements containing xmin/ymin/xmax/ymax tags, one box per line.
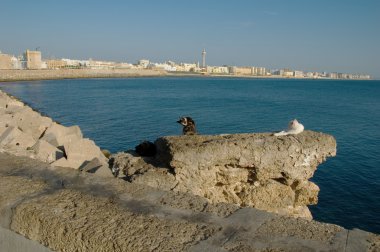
<box><xmin>111</xmin><ymin>131</ymin><xmax>336</xmax><ymax>218</ymax></box>
<box><xmin>153</xmin><ymin>131</ymin><xmax>335</xmax><ymax>218</ymax></box>
<box><xmin>294</xmin><ymin>181</ymin><xmax>320</xmax><ymax>206</ymax></box>
<box><xmin>110</xmin><ymin>152</ymin><xmax>177</xmax><ymax>190</ymax></box>
<box><xmin>110</xmin><ymin>152</ymin><xmax>157</xmax><ymax>177</ymax></box>
<box><xmin>130</xmin><ymin>168</ymin><xmax>177</xmax><ymax>190</ymax></box>
<box><xmin>156</xmin><ymin>131</ymin><xmax>336</xmax><ymax>182</ymax></box>
<box><xmin>40</xmin><ymin>122</ymin><xmax>82</xmax><ymax>147</ymax></box>
<box><xmin>30</xmin><ymin>139</ymin><xmax>64</xmax><ymax>164</ymax></box>
<box><xmin>240</xmin><ymin>179</ymin><xmax>295</xmax><ymax>208</ymax></box>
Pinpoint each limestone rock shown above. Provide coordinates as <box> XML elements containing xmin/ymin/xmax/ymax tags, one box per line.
<box><xmin>130</xmin><ymin>168</ymin><xmax>177</xmax><ymax>190</ymax></box>
<box><xmin>30</xmin><ymin>139</ymin><xmax>64</xmax><ymax>163</ymax></box>
<box><xmin>111</xmin><ymin>131</ymin><xmax>336</xmax><ymax>219</ymax></box>
<box><xmin>155</xmin><ymin>131</ymin><xmax>336</xmax><ymax>183</ymax></box>
<box><xmin>110</xmin><ymin>152</ymin><xmax>156</xmax><ymax>177</ymax></box>
<box><xmin>110</xmin><ymin>151</ymin><xmax>177</xmax><ymax>190</ymax></box>
<box><xmin>294</xmin><ymin>180</ymin><xmax>320</xmax><ymax>206</ymax></box>
<box><xmin>239</xmin><ymin>180</ymin><xmax>295</xmax><ymax>209</ymax></box>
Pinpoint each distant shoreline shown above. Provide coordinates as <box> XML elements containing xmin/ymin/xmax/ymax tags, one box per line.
<box><xmin>0</xmin><ymin>69</ymin><xmax>374</xmax><ymax>82</ymax></box>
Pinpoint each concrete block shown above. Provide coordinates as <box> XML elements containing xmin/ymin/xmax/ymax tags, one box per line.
<box><xmin>0</xmin><ymin>113</ymin><xmax>13</xmax><ymax>136</ymax></box>
<box><xmin>2</xmin><ymin>97</ymin><xmax>25</xmax><ymax>114</ymax></box>
<box><xmin>63</xmin><ymin>138</ymin><xmax>107</xmax><ymax>169</ymax></box>
<box><xmin>51</xmin><ymin>157</ymin><xmax>73</xmax><ymax>169</ymax></box>
<box><xmin>0</xmin><ymin>94</ymin><xmax>7</xmax><ymax>109</ymax></box>
<box><xmin>41</xmin><ymin>122</ymin><xmax>82</xmax><ymax>147</ymax></box>
<box><xmin>0</xmin><ymin>126</ymin><xmax>36</xmax><ymax>149</ymax></box>
<box><xmin>0</xmin><ymin>91</ymin><xmax>24</xmax><ymax>110</ymax></box>
<box><xmin>30</xmin><ymin>140</ymin><xmax>64</xmax><ymax>163</ymax></box>
<box><xmin>10</xmin><ymin>107</ymin><xmax>53</xmax><ymax>140</ymax></box>
<box><xmin>80</xmin><ymin>157</ymin><xmax>113</xmax><ymax>178</ymax></box>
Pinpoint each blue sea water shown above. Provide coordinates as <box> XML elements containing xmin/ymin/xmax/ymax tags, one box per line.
<box><xmin>1</xmin><ymin>77</ymin><xmax>379</xmax><ymax>234</ymax></box>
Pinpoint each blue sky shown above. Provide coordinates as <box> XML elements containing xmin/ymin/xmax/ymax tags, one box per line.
<box><xmin>1</xmin><ymin>0</ymin><xmax>379</xmax><ymax>78</ymax></box>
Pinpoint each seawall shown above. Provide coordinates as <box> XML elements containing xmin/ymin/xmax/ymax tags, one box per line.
<box><xmin>0</xmin><ymin>69</ymin><xmax>166</xmax><ymax>82</ymax></box>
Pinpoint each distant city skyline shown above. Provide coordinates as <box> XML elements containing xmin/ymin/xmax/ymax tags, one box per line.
<box><xmin>1</xmin><ymin>0</ymin><xmax>379</xmax><ymax>78</ymax></box>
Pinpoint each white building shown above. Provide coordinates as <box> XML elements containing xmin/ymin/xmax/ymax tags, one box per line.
<box><xmin>293</xmin><ymin>71</ymin><xmax>304</xmax><ymax>78</ymax></box>
<box><xmin>207</xmin><ymin>66</ymin><xmax>229</xmax><ymax>74</ymax></box>
<box><xmin>137</xmin><ymin>59</ymin><xmax>150</xmax><ymax>68</ymax></box>
<box><xmin>252</xmin><ymin>67</ymin><xmax>267</xmax><ymax>76</ymax></box>
<box><xmin>148</xmin><ymin>63</ymin><xmax>176</xmax><ymax>72</ymax></box>
<box><xmin>11</xmin><ymin>56</ymin><xmax>22</xmax><ymax>69</ymax></box>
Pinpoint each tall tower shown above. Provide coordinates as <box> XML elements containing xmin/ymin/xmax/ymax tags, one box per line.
<box><xmin>202</xmin><ymin>49</ymin><xmax>206</xmax><ymax>68</ymax></box>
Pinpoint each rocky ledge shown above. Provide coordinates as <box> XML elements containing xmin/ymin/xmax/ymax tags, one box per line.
<box><xmin>111</xmin><ymin>132</ymin><xmax>336</xmax><ymax>219</ymax></box>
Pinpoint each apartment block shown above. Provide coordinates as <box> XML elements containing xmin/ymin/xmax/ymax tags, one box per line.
<box><xmin>24</xmin><ymin>50</ymin><xmax>42</xmax><ymax>69</ymax></box>
<box><xmin>0</xmin><ymin>53</ymin><xmax>13</xmax><ymax>69</ymax></box>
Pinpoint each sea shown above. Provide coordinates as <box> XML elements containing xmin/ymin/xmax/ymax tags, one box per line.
<box><xmin>1</xmin><ymin>77</ymin><xmax>379</xmax><ymax>234</ymax></box>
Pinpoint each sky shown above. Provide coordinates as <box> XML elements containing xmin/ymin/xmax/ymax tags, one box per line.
<box><xmin>1</xmin><ymin>0</ymin><xmax>379</xmax><ymax>78</ymax></box>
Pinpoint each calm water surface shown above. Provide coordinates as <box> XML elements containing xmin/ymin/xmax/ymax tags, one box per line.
<box><xmin>1</xmin><ymin>77</ymin><xmax>379</xmax><ymax>234</ymax></box>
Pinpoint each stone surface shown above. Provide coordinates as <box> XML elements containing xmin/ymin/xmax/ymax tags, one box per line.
<box><xmin>6</xmin><ymin>106</ymin><xmax>52</xmax><ymax>140</ymax></box>
<box><xmin>346</xmin><ymin>229</ymin><xmax>374</xmax><ymax>252</ymax></box>
<box><xmin>0</xmin><ymin>90</ymin><xmax>24</xmax><ymax>109</ymax></box>
<box><xmin>61</xmin><ymin>138</ymin><xmax>107</xmax><ymax>169</ymax></box>
<box><xmin>40</xmin><ymin>122</ymin><xmax>82</xmax><ymax>147</ymax></box>
<box><xmin>80</xmin><ymin>157</ymin><xmax>113</xmax><ymax>178</ymax></box>
<box><xmin>30</xmin><ymin>139</ymin><xmax>64</xmax><ymax>163</ymax></box>
<box><xmin>110</xmin><ymin>151</ymin><xmax>177</xmax><ymax>189</ymax></box>
<box><xmin>111</xmin><ymin>131</ymin><xmax>336</xmax><ymax>218</ymax></box>
<box><xmin>0</xmin><ymin>90</ymin><xmax>109</xmax><ymax>179</ymax></box>
<box><xmin>1</xmin><ymin>153</ymin><xmax>378</xmax><ymax>252</ymax></box>
<box><xmin>0</xmin><ymin>126</ymin><xmax>37</xmax><ymax>150</ymax></box>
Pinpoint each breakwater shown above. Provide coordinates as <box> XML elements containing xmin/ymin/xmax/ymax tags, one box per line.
<box><xmin>0</xmin><ymin>69</ymin><xmax>165</xmax><ymax>82</ymax></box>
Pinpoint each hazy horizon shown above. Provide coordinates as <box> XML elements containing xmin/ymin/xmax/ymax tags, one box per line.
<box><xmin>1</xmin><ymin>0</ymin><xmax>379</xmax><ymax>78</ymax></box>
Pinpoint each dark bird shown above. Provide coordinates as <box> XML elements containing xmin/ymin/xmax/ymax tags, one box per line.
<box><xmin>177</xmin><ymin>116</ymin><xmax>197</xmax><ymax>135</ymax></box>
